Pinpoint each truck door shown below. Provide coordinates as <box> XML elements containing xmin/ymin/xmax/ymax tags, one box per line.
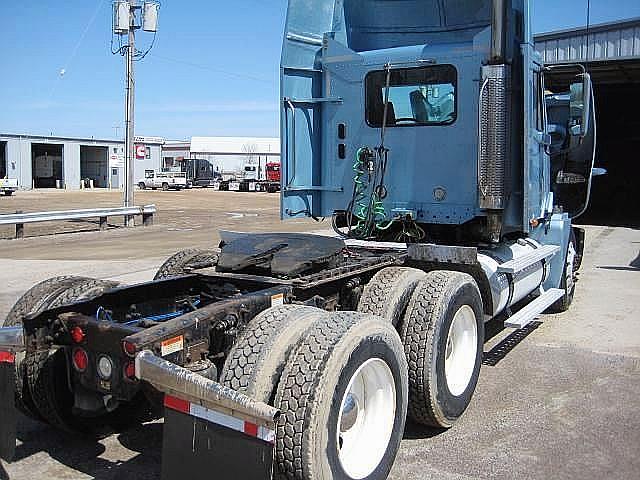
<box><xmin>523</xmin><ymin>48</ymin><xmax>551</xmax><ymax>230</ymax></box>
<box><xmin>546</xmin><ymin>75</ymin><xmax>597</xmax><ymax>219</ymax></box>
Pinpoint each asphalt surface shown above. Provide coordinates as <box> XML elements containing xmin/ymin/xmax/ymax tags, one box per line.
<box><xmin>1</xmin><ymin>190</ymin><xmax>638</xmax><ymax>480</ymax></box>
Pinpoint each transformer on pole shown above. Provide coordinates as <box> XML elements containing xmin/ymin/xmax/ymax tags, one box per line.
<box><xmin>112</xmin><ymin>1</ymin><xmax>160</xmax><ymax>226</ymax></box>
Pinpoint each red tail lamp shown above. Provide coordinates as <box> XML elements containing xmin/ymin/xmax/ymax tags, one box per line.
<box><xmin>124</xmin><ymin>361</ymin><xmax>137</xmax><ymax>381</ymax></box>
<box><xmin>72</xmin><ymin>348</ymin><xmax>88</xmax><ymax>372</ymax></box>
<box><xmin>123</xmin><ymin>340</ymin><xmax>137</xmax><ymax>357</ymax></box>
<box><xmin>70</xmin><ymin>326</ymin><xmax>85</xmax><ymax>344</ymax></box>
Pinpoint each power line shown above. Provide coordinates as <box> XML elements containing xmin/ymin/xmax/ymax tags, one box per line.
<box><xmin>149</xmin><ymin>53</ymin><xmax>275</xmax><ymax>85</ymax></box>
<box><xmin>48</xmin><ymin>0</ymin><xmax>108</xmax><ymax>100</ymax></box>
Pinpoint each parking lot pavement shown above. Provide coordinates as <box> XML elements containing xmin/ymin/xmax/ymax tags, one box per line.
<box><xmin>1</xmin><ymin>189</ymin><xmax>638</xmax><ymax>480</ymax></box>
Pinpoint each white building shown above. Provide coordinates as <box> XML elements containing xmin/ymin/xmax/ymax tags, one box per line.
<box><xmin>0</xmin><ymin>133</ymin><xmax>163</xmax><ymax>190</ymax></box>
<box><xmin>162</xmin><ymin>136</ymin><xmax>280</xmax><ymax>176</ymax></box>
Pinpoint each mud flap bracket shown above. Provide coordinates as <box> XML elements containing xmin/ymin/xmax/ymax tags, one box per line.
<box><xmin>162</xmin><ymin>395</ymin><xmax>275</xmax><ymax>480</ymax></box>
<box><xmin>135</xmin><ymin>350</ymin><xmax>278</xmax><ymax>480</ymax></box>
<box><xmin>0</xmin><ymin>351</ymin><xmax>17</xmax><ymax>462</ymax></box>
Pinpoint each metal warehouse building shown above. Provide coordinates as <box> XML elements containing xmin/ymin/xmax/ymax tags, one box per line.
<box><xmin>0</xmin><ymin>133</ymin><xmax>163</xmax><ymax>190</ymax></box>
<box><xmin>535</xmin><ymin>17</ymin><xmax>640</xmax><ymax>227</ymax></box>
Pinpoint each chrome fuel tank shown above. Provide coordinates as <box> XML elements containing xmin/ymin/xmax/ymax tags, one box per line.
<box><xmin>478</xmin><ymin>239</ymin><xmax>548</xmax><ymax>317</ymax></box>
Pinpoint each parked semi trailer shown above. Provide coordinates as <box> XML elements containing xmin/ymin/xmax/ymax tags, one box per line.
<box><xmin>0</xmin><ymin>1</ymin><xmax>598</xmax><ymax>479</ymax></box>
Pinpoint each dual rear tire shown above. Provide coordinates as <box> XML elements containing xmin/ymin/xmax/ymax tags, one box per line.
<box><xmin>4</xmin><ymin>276</ymin><xmax>153</xmax><ymax>434</ymax></box>
<box><xmin>4</xmin><ymin>276</ymin><xmax>120</xmax><ymax>429</ymax></box>
<box><xmin>399</xmin><ymin>271</ymin><xmax>484</xmax><ymax>428</ymax></box>
<box><xmin>220</xmin><ymin>306</ymin><xmax>407</xmax><ymax>480</ymax></box>
<box><xmin>357</xmin><ymin>266</ymin><xmax>484</xmax><ymax>427</ymax></box>
<box><xmin>220</xmin><ymin>266</ymin><xmax>484</xmax><ymax>479</ymax></box>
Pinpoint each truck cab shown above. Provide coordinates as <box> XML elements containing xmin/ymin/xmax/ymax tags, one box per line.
<box><xmin>280</xmin><ymin>0</ymin><xmax>595</xmax><ymax>248</ymax></box>
<box><xmin>265</xmin><ymin>162</ymin><xmax>281</xmax><ymax>183</ymax></box>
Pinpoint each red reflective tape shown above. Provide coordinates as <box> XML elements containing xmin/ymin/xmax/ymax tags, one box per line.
<box><xmin>0</xmin><ymin>351</ymin><xmax>15</xmax><ymax>364</ymax></box>
<box><xmin>243</xmin><ymin>421</ymin><xmax>258</xmax><ymax>437</ymax></box>
<box><xmin>164</xmin><ymin>394</ymin><xmax>190</xmax><ymax>414</ymax></box>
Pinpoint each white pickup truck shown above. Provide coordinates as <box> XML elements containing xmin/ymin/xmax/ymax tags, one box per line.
<box><xmin>138</xmin><ymin>170</ymin><xmax>187</xmax><ymax>191</ymax></box>
<box><xmin>0</xmin><ymin>178</ymin><xmax>18</xmax><ymax>196</ymax></box>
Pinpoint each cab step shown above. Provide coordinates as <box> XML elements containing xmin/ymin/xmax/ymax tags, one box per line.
<box><xmin>504</xmin><ymin>288</ymin><xmax>564</xmax><ymax>329</ymax></box>
<box><xmin>497</xmin><ymin>244</ymin><xmax>560</xmax><ymax>275</ymax></box>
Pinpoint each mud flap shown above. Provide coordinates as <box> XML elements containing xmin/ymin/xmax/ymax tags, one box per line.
<box><xmin>161</xmin><ymin>395</ymin><xmax>275</xmax><ymax>480</ymax></box>
<box><xmin>0</xmin><ymin>352</ymin><xmax>17</xmax><ymax>462</ymax></box>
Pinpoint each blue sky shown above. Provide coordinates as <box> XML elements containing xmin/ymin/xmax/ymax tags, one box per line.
<box><xmin>0</xmin><ymin>1</ymin><xmax>638</xmax><ymax>140</ymax></box>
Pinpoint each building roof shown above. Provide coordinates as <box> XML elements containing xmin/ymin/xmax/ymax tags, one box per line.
<box><xmin>190</xmin><ymin>136</ymin><xmax>280</xmax><ymax>155</ymax></box>
<box><xmin>0</xmin><ymin>133</ymin><xmax>165</xmax><ymax>145</ymax></box>
<box><xmin>534</xmin><ymin>17</ymin><xmax>640</xmax><ymax>64</ymax></box>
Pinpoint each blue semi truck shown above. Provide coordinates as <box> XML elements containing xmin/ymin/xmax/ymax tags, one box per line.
<box><xmin>0</xmin><ymin>1</ymin><xmax>597</xmax><ymax>479</ymax></box>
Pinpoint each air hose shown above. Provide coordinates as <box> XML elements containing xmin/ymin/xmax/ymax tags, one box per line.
<box><xmin>347</xmin><ymin>147</ymin><xmax>393</xmax><ymax>239</ymax></box>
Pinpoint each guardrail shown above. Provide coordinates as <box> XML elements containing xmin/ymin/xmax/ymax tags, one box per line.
<box><xmin>0</xmin><ymin>205</ymin><xmax>156</xmax><ymax>239</ymax></box>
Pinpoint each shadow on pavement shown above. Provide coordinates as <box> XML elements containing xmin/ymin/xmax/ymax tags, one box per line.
<box><xmin>13</xmin><ymin>416</ymin><xmax>163</xmax><ymax>480</ymax></box>
<box><xmin>597</xmin><ymin>264</ymin><xmax>640</xmax><ymax>272</ymax></box>
<box><xmin>403</xmin><ymin>420</ymin><xmax>446</xmax><ymax>440</ymax></box>
<box><xmin>483</xmin><ymin>322</ymin><xmax>542</xmax><ymax>367</ymax></box>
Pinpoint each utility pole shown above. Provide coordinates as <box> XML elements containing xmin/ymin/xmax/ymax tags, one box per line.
<box><xmin>124</xmin><ymin>15</ymin><xmax>135</xmax><ymax>225</ymax></box>
<box><xmin>112</xmin><ymin>1</ymin><xmax>159</xmax><ymax>226</ymax></box>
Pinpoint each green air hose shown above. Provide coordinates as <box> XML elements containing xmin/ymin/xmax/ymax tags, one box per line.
<box><xmin>350</xmin><ymin>148</ymin><xmax>393</xmax><ymax>238</ymax></box>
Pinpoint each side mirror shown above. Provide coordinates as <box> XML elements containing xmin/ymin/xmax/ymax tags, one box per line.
<box><xmin>569</xmin><ymin>73</ymin><xmax>592</xmax><ymax>138</ymax></box>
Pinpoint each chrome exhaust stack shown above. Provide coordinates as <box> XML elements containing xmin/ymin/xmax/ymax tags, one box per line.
<box><xmin>479</xmin><ymin>0</ymin><xmax>512</xmax><ymax>242</ymax></box>
<box><xmin>490</xmin><ymin>0</ymin><xmax>509</xmax><ymax>64</ymax></box>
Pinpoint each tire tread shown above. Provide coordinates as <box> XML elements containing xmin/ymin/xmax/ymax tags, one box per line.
<box><xmin>357</xmin><ymin>266</ymin><xmax>426</xmax><ymax>324</ymax></box>
<box><xmin>400</xmin><ymin>270</ymin><xmax>482</xmax><ymax>428</ymax></box>
<box><xmin>153</xmin><ymin>248</ymin><xmax>219</xmax><ymax>280</ymax></box>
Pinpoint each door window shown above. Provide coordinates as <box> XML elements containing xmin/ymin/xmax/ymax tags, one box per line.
<box><xmin>366</xmin><ymin>65</ymin><xmax>457</xmax><ymax>127</ymax></box>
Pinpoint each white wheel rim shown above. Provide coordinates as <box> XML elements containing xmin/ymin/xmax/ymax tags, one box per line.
<box><xmin>336</xmin><ymin>358</ymin><xmax>396</xmax><ymax>479</ymax></box>
<box><xmin>444</xmin><ymin>305</ymin><xmax>478</xmax><ymax>397</ymax></box>
<box><xmin>566</xmin><ymin>241</ymin><xmax>576</xmax><ymax>292</ymax></box>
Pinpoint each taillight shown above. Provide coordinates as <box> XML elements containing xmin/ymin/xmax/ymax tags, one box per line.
<box><xmin>122</xmin><ymin>340</ymin><xmax>137</xmax><ymax>357</ymax></box>
<box><xmin>123</xmin><ymin>361</ymin><xmax>137</xmax><ymax>381</ymax></box>
<box><xmin>70</xmin><ymin>326</ymin><xmax>85</xmax><ymax>344</ymax></box>
<box><xmin>72</xmin><ymin>348</ymin><xmax>88</xmax><ymax>372</ymax></box>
